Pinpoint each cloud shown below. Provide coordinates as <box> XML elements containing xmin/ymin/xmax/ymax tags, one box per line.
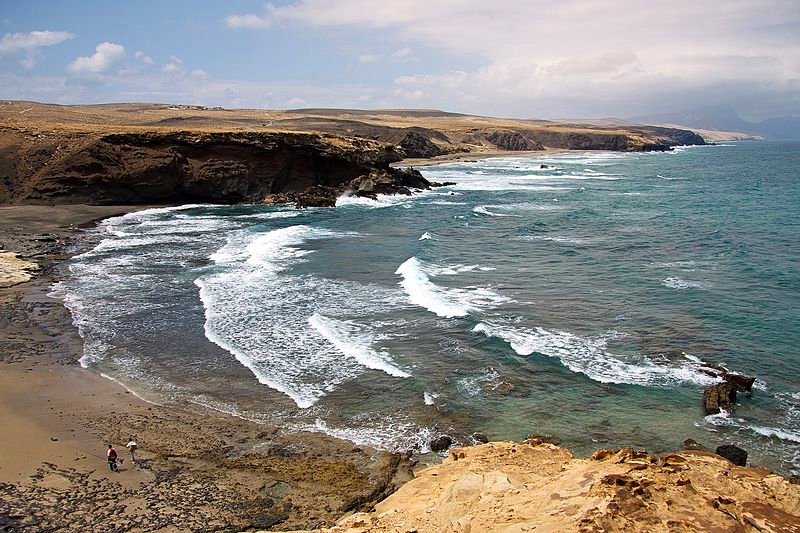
<box><xmin>391</xmin><ymin>47</ymin><xmax>412</xmax><ymax>60</ymax></box>
<box><xmin>134</xmin><ymin>51</ymin><xmax>153</xmax><ymax>65</ymax></box>
<box><xmin>357</xmin><ymin>53</ymin><xmax>380</xmax><ymax>63</ymax></box>
<box><xmin>0</xmin><ymin>30</ymin><xmax>75</xmax><ymax>69</ymax></box>
<box><xmin>68</xmin><ymin>42</ymin><xmax>125</xmax><ymax>74</ymax></box>
<box><xmin>225</xmin><ymin>13</ymin><xmax>272</xmax><ymax>29</ymax></box>
<box><xmin>162</xmin><ymin>55</ymin><xmax>184</xmax><ymax>75</ymax></box>
<box><xmin>191</xmin><ymin>69</ymin><xmax>209</xmax><ymax>79</ymax></box>
<box><xmin>223</xmin><ymin>0</ymin><xmax>800</xmax><ymax>118</ymax></box>
<box><xmin>0</xmin><ymin>30</ymin><xmax>74</xmax><ymax>54</ymax></box>
<box><xmin>285</xmin><ymin>96</ymin><xmax>308</xmax><ymax>107</ymax></box>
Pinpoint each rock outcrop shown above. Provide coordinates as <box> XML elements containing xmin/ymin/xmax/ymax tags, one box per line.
<box><xmin>2</xmin><ymin>129</ymin><xmax>404</xmax><ymax>205</ymax></box>
<box><xmin>274</xmin><ymin>441</ymin><xmax>800</xmax><ymax>532</ymax></box>
<box><xmin>702</xmin><ymin>369</ymin><xmax>756</xmax><ymax>415</ymax></box>
<box><xmin>0</xmin><ymin>102</ymin><xmax>708</xmax><ymax>207</ymax></box>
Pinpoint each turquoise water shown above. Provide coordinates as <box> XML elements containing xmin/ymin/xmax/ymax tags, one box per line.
<box><xmin>56</xmin><ymin>141</ymin><xmax>800</xmax><ymax>474</ymax></box>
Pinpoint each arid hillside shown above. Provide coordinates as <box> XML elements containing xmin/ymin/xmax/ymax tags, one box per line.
<box><xmin>0</xmin><ymin>101</ymin><xmax>705</xmax><ymax>206</ymax></box>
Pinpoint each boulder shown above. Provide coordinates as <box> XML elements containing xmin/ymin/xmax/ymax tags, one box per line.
<box><xmin>715</xmin><ymin>444</ymin><xmax>747</xmax><ymax>466</ymax></box>
<box><xmin>703</xmin><ymin>382</ymin><xmax>736</xmax><ymax>415</ymax></box>
<box><xmin>430</xmin><ymin>435</ymin><xmax>453</xmax><ymax>453</ymax></box>
<box><xmin>727</xmin><ymin>374</ymin><xmax>756</xmax><ymax>393</ymax></box>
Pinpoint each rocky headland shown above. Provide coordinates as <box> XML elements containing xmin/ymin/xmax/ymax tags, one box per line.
<box><xmin>274</xmin><ymin>440</ymin><xmax>800</xmax><ymax>532</ymax></box>
<box><xmin>1</xmin><ymin>101</ymin><xmax>705</xmax><ymax>208</ymax></box>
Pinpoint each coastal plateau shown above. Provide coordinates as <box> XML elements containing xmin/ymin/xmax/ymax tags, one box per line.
<box><xmin>0</xmin><ymin>101</ymin><xmax>705</xmax><ymax>207</ymax></box>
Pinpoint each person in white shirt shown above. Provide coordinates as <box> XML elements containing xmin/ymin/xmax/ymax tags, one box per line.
<box><xmin>126</xmin><ymin>438</ymin><xmax>138</xmax><ymax>464</ymax></box>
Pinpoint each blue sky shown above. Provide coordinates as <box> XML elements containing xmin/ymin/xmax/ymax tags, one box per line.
<box><xmin>1</xmin><ymin>1</ymin><xmax>798</xmax><ymax>119</ymax></box>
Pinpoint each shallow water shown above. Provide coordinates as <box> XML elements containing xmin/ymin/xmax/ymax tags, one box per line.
<box><xmin>55</xmin><ymin>141</ymin><xmax>800</xmax><ymax>474</ymax></box>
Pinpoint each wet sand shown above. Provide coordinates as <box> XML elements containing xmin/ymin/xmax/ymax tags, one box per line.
<box><xmin>0</xmin><ymin>205</ymin><xmax>414</xmax><ymax>532</ymax></box>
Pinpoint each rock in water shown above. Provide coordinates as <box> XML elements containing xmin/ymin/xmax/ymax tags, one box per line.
<box><xmin>703</xmin><ymin>382</ymin><xmax>736</xmax><ymax>414</ymax></box>
<box><xmin>682</xmin><ymin>438</ymin><xmax>706</xmax><ymax>451</ymax></box>
<box><xmin>429</xmin><ymin>435</ymin><xmax>453</xmax><ymax>453</ymax></box>
<box><xmin>727</xmin><ymin>373</ymin><xmax>756</xmax><ymax>393</ymax></box>
<box><xmin>716</xmin><ymin>444</ymin><xmax>747</xmax><ymax>466</ymax></box>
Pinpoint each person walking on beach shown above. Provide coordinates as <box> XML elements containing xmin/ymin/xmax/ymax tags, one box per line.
<box><xmin>126</xmin><ymin>438</ymin><xmax>138</xmax><ymax>464</ymax></box>
<box><xmin>107</xmin><ymin>444</ymin><xmax>119</xmax><ymax>472</ymax></box>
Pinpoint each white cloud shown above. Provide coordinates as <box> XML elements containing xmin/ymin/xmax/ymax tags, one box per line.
<box><xmin>0</xmin><ymin>30</ymin><xmax>75</xmax><ymax>69</ymax></box>
<box><xmin>191</xmin><ymin>69</ymin><xmax>209</xmax><ymax>79</ymax></box>
<box><xmin>0</xmin><ymin>30</ymin><xmax>74</xmax><ymax>54</ymax></box>
<box><xmin>225</xmin><ymin>13</ymin><xmax>272</xmax><ymax>29</ymax></box>
<box><xmin>357</xmin><ymin>53</ymin><xmax>379</xmax><ymax>63</ymax></box>
<box><xmin>286</xmin><ymin>96</ymin><xmax>308</xmax><ymax>107</ymax></box>
<box><xmin>162</xmin><ymin>55</ymin><xmax>184</xmax><ymax>75</ymax></box>
<box><xmin>391</xmin><ymin>47</ymin><xmax>412</xmax><ymax>59</ymax></box>
<box><xmin>134</xmin><ymin>51</ymin><xmax>153</xmax><ymax>65</ymax></box>
<box><xmin>223</xmin><ymin>0</ymin><xmax>800</xmax><ymax>118</ymax></box>
<box><xmin>68</xmin><ymin>42</ymin><xmax>125</xmax><ymax>74</ymax></box>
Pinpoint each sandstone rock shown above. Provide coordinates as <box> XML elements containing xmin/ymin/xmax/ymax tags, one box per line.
<box><xmin>284</xmin><ymin>441</ymin><xmax>800</xmax><ymax>533</ymax></box>
<box><xmin>716</xmin><ymin>444</ymin><xmax>748</xmax><ymax>466</ymax></box>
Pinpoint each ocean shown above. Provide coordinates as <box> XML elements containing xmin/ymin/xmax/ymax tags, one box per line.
<box><xmin>53</xmin><ymin>141</ymin><xmax>800</xmax><ymax>474</ymax></box>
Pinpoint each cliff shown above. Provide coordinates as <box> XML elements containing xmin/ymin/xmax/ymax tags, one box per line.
<box><xmin>0</xmin><ymin>128</ymin><xmax>406</xmax><ymax>205</ymax></box>
<box><xmin>275</xmin><ymin>441</ymin><xmax>800</xmax><ymax>532</ymax></box>
<box><xmin>0</xmin><ymin>101</ymin><xmax>705</xmax><ymax>207</ymax></box>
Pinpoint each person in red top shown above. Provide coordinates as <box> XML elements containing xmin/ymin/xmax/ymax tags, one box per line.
<box><xmin>107</xmin><ymin>444</ymin><xmax>119</xmax><ymax>472</ymax></box>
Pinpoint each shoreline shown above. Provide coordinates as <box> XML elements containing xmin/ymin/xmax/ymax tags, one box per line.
<box><xmin>0</xmin><ymin>204</ymin><xmax>415</xmax><ymax>531</ymax></box>
<box><xmin>2</xmin><ymin>195</ymin><xmax>798</xmax><ymax>530</ymax></box>
<box><xmin>394</xmin><ymin>147</ymin><xmax>565</xmax><ymax>167</ymax></box>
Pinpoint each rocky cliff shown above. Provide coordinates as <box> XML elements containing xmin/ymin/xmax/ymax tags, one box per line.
<box><xmin>0</xmin><ymin>102</ymin><xmax>706</xmax><ymax>207</ymax></box>
<box><xmin>0</xmin><ymin>128</ymin><xmax>411</xmax><ymax>205</ymax></box>
<box><xmin>275</xmin><ymin>441</ymin><xmax>800</xmax><ymax>532</ymax></box>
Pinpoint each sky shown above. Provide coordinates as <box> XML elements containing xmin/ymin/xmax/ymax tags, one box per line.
<box><xmin>0</xmin><ymin>0</ymin><xmax>798</xmax><ymax>120</ymax></box>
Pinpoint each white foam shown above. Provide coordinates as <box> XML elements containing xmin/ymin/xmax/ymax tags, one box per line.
<box><xmin>197</xmin><ymin>225</ymin><xmax>407</xmax><ymax>408</ymax></box>
<box><xmin>472</xmin><ymin>321</ymin><xmax>721</xmax><ymax>387</ymax></box>
<box><xmin>395</xmin><ymin>257</ymin><xmax>511</xmax><ymax>318</ymax></box>
<box><xmin>335</xmin><ymin>193</ymin><xmax>413</xmax><ymax>208</ymax></box>
<box><xmin>473</xmin><ymin>205</ymin><xmax>522</xmax><ymax>217</ymax></box>
<box><xmin>518</xmin><ymin>235</ymin><xmax>588</xmax><ymax>245</ymax></box>
<box><xmin>702</xmin><ymin>411</ymin><xmax>800</xmax><ymax>443</ymax></box>
<box><xmin>423</xmin><ymin>392</ymin><xmax>439</xmax><ymax>406</ymax></box>
<box><xmin>419</xmin><ymin>232</ymin><xmax>433</xmax><ymax>240</ymax></box>
<box><xmin>308</xmin><ymin>313</ymin><xmax>410</xmax><ymax>378</ymax></box>
<box><xmin>305</xmin><ymin>419</ymin><xmax>435</xmax><ymax>453</ymax></box>
<box><xmin>662</xmin><ymin>277</ymin><xmax>711</xmax><ymax>290</ymax></box>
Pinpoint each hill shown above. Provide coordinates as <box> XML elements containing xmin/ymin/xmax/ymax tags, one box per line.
<box><xmin>0</xmin><ymin>101</ymin><xmax>704</xmax><ymax>207</ymax></box>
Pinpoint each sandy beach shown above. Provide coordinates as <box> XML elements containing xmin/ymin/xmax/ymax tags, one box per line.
<box><xmin>0</xmin><ymin>205</ymin><xmax>414</xmax><ymax>532</ymax></box>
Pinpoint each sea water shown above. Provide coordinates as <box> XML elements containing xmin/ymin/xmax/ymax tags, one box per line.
<box><xmin>53</xmin><ymin>141</ymin><xmax>800</xmax><ymax>474</ymax></box>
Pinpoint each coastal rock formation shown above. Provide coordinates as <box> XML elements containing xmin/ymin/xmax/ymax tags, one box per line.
<box><xmin>702</xmin><ymin>369</ymin><xmax>756</xmax><ymax>414</ymax></box>
<box><xmin>275</xmin><ymin>441</ymin><xmax>800</xmax><ymax>532</ymax></box>
<box><xmin>1</xmin><ymin>129</ymin><xmax>403</xmax><ymax>205</ymax></box>
<box><xmin>0</xmin><ymin>102</ymin><xmax>708</xmax><ymax>207</ymax></box>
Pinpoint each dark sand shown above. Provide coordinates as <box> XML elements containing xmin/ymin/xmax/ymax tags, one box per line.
<box><xmin>0</xmin><ymin>205</ymin><xmax>414</xmax><ymax>532</ymax></box>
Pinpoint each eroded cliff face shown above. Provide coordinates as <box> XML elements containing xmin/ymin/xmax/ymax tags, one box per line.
<box><xmin>1</xmin><ymin>129</ymin><xmax>404</xmax><ymax>205</ymax></box>
<box><xmin>276</xmin><ymin>441</ymin><xmax>800</xmax><ymax>533</ymax></box>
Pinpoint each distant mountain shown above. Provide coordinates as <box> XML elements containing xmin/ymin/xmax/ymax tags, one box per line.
<box><xmin>631</xmin><ymin>106</ymin><xmax>800</xmax><ymax>140</ymax></box>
